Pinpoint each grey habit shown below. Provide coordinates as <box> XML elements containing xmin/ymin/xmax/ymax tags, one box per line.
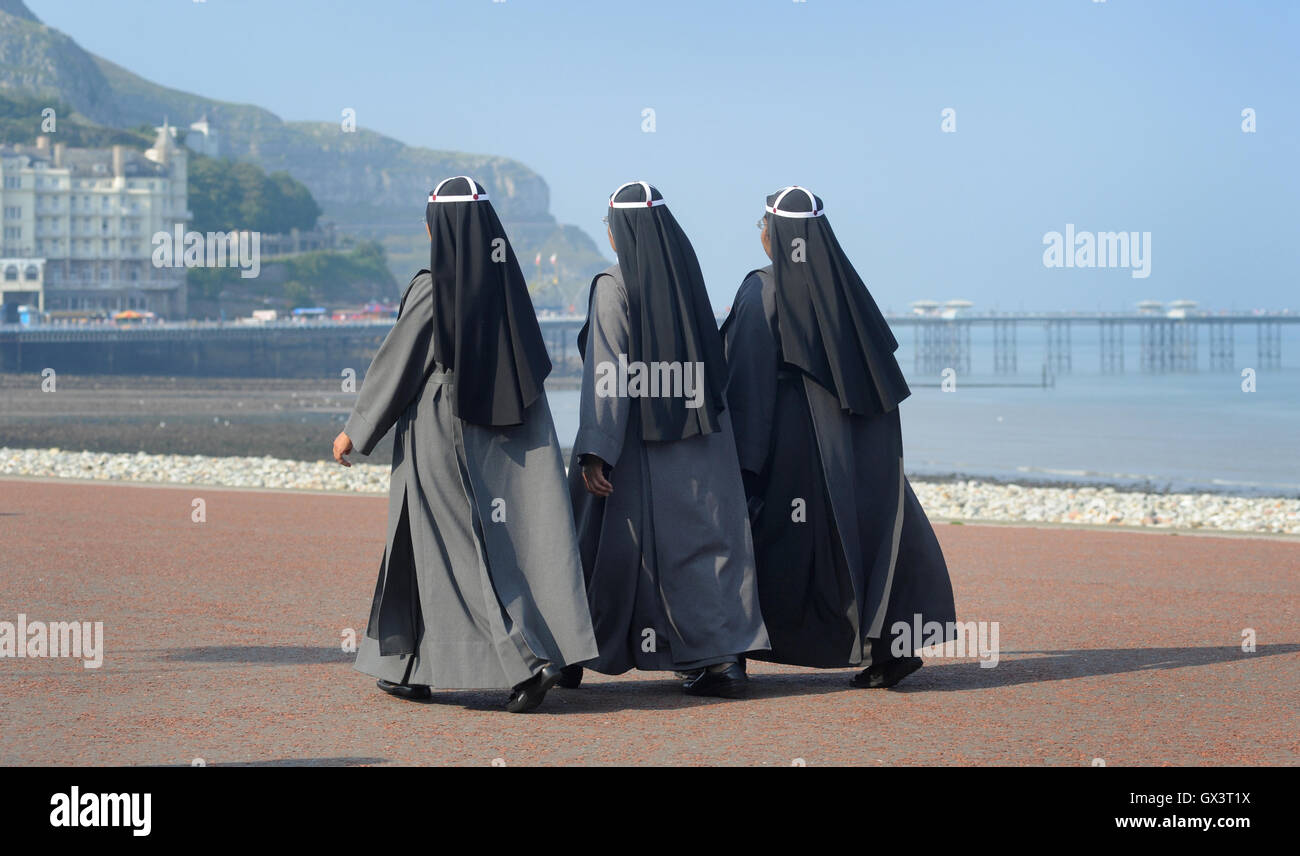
<box><xmin>567</xmin><ymin>264</ymin><xmax>770</xmax><ymax>674</ymax></box>
<box><xmin>347</xmin><ymin>271</ymin><xmax>598</xmax><ymax>690</ymax></box>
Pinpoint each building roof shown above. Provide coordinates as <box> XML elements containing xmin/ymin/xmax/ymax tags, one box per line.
<box><xmin>0</xmin><ymin>143</ymin><xmax>170</xmax><ymax>178</ymax></box>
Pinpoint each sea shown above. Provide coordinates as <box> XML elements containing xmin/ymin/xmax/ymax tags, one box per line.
<box><xmin>548</xmin><ymin>322</ymin><xmax>1300</xmax><ymax>497</ymax></box>
<box><xmin>1</xmin><ymin>319</ymin><xmax>1294</xmax><ymax>498</ymax></box>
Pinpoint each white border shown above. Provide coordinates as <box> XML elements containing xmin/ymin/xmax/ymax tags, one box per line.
<box><xmin>609</xmin><ymin>180</ymin><xmax>666</xmax><ymax>208</ymax></box>
<box><xmin>765</xmin><ymin>185</ymin><xmax>823</xmax><ymax>218</ymax></box>
<box><xmin>429</xmin><ymin>175</ymin><xmax>488</xmax><ymax>203</ymax></box>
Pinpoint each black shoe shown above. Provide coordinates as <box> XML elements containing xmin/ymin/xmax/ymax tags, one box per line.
<box><xmin>376</xmin><ymin>679</ymin><xmax>432</xmax><ymax>701</ymax></box>
<box><xmin>555</xmin><ymin>665</ymin><xmax>584</xmax><ymax>689</ymax></box>
<box><xmin>852</xmin><ymin>656</ymin><xmax>923</xmax><ymax>689</ymax></box>
<box><xmin>506</xmin><ymin>664</ymin><xmax>562</xmax><ymax>713</ymax></box>
<box><xmin>682</xmin><ymin>662</ymin><xmax>748</xmax><ymax>699</ymax></box>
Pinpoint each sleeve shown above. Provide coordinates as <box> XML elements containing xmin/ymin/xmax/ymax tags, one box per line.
<box><xmin>723</xmin><ymin>273</ymin><xmax>780</xmax><ymax>478</ymax></box>
<box><xmin>344</xmin><ymin>274</ymin><xmax>436</xmax><ymax>455</ymax></box>
<box><xmin>572</xmin><ymin>275</ymin><xmax>632</xmax><ymax>468</ymax></box>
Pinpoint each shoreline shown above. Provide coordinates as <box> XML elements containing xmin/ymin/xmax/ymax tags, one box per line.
<box><xmin>2</xmin><ymin>446</ymin><xmax>1296</xmax><ymax>537</ymax></box>
<box><xmin>905</xmin><ymin>470</ymin><xmax>1300</xmax><ymax>501</ymax></box>
<box><xmin>3</xmin><ymin>372</ymin><xmax>1295</xmax><ymax>500</ymax></box>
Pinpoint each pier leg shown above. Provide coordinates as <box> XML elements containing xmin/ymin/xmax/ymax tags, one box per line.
<box><xmin>1172</xmin><ymin>321</ymin><xmax>1198</xmax><ymax>372</ymax></box>
<box><xmin>993</xmin><ymin>319</ymin><xmax>1017</xmax><ymax>375</ymax></box>
<box><xmin>916</xmin><ymin>323</ymin><xmax>944</xmax><ymax>375</ymax></box>
<box><xmin>1208</xmin><ymin>323</ymin><xmax>1235</xmax><ymax>371</ymax></box>
<box><xmin>1100</xmin><ymin>319</ymin><xmax>1124</xmax><ymax>374</ymax></box>
<box><xmin>1142</xmin><ymin>320</ymin><xmax>1175</xmax><ymax>374</ymax></box>
<box><xmin>962</xmin><ymin>321</ymin><xmax>971</xmax><ymax>375</ymax></box>
<box><xmin>1045</xmin><ymin>320</ymin><xmax>1072</xmax><ymax>375</ymax></box>
<box><xmin>1257</xmin><ymin>321</ymin><xmax>1282</xmax><ymax>370</ymax></box>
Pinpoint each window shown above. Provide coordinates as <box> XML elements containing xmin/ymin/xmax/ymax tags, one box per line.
<box><xmin>3</xmin><ymin>265</ymin><xmax>17</xmax><ymax>281</ymax></box>
<box><xmin>24</xmin><ymin>265</ymin><xmax>38</xmax><ymax>281</ymax></box>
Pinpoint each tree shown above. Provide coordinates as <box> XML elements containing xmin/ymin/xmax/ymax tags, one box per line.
<box><xmin>266</xmin><ymin>171</ymin><xmax>321</xmax><ymax>234</ymax></box>
<box><xmin>187</xmin><ymin>154</ymin><xmax>321</xmax><ymax>234</ymax></box>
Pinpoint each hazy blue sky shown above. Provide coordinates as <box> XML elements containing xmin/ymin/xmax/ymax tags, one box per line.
<box><xmin>29</xmin><ymin>0</ymin><xmax>1298</xmax><ymax>312</ymax></box>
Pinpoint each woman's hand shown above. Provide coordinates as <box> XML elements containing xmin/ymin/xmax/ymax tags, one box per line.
<box><xmin>581</xmin><ymin>455</ymin><xmax>613</xmax><ymax>496</ymax></box>
<box><xmin>332</xmin><ymin>431</ymin><xmax>354</xmax><ymax>467</ymax></box>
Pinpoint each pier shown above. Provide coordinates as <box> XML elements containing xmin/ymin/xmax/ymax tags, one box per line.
<box><xmin>895</xmin><ymin>312</ymin><xmax>1296</xmax><ymax>376</ymax></box>
<box><xmin>0</xmin><ymin>312</ymin><xmax>1292</xmax><ymax>378</ymax></box>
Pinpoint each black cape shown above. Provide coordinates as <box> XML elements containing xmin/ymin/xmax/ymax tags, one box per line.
<box><xmin>426</xmin><ymin>176</ymin><xmax>551</xmax><ymax>427</ymax></box>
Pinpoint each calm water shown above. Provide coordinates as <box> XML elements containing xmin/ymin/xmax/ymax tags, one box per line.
<box><xmin>547</xmin><ymin>324</ymin><xmax>1300</xmax><ymax>497</ymax></box>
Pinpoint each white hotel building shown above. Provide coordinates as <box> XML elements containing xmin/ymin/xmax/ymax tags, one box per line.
<box><xmin>0</xmin><ymin>122</ymin><xmax>191</xmax><ymax>319</ymax></box>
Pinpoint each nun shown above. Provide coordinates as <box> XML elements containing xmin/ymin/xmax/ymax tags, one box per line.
<box><xmin>331</xmin><ymin>176</ymin><xmax>598</xmax><ymax>713</ymax></box>
<box><xmin>561</xmin><ymin>181</ymin><xmax>770</xmax><ymax>698</ymax></box>
<box><xmin>721</xmin><ymin>186</ymin><xmax>956</xmax><ymax>688</ymax></box>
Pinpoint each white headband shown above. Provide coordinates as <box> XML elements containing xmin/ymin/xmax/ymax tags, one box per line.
<box><xmin>609</xmin><ymin>180</ymin><xmax>666</xmax><ymax>208</ymax></box>
<box><xmin>429</xmin><ymin>175</ymin><xmax>488</xmax><ymax>203</ymax></box>
<box><xmin>765</xmin><ymin>185</ymin><xmax>823</xmax><ymax>218</ymax></box>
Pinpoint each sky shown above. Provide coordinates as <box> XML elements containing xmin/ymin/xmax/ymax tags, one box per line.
<box><xmin>27</xmin><ymin>0</ymin><xmax>1300</xmax><ymax>313</ymax></box>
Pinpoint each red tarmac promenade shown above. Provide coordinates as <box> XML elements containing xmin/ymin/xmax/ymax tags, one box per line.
<box><xmin>1</xmin><ymin>478</ymin><xmax>1296</xmax><ymax>766</ymax></box>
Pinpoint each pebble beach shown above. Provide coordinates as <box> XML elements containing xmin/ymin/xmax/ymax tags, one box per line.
<box><xmin>2</xmin><ymin>445</ymin><xmax>1296</xmax><ymax>536</ymax></box>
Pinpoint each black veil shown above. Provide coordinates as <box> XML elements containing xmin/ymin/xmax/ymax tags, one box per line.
<box><xmin>765</xmin><ymin>185</ymin><xmax>910</xmax><ymax>415</ymax></box>
<box><xmin>424</xmin><ymin>176</ymin><xmax>551</xmax><ymax>427</ymax></box>
<box><xmin>579</xmin><ymin>180</ymin><xmax>728</xmax><ymax>442</ymax></box>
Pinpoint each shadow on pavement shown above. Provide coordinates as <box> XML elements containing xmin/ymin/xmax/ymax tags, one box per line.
<box><xmin>163</xmin><ymin>643</ymin><xmax>1298</xmax><ymax>709</ymax></box>
<box><xmin>159</xmin><ymin>757</ymin><xmax>388</xmax><ymax>767</ymax></box>
<box><xmin>373</xmin><ymin>675</ymin><xmax>856</xmax><ymax>714</ymax></box>
<box><xmin>167</xmin><ymin>645</ymin><xmax>353</xmax><ymax>665</ymax></box>
<box><xmin>888</xmin><ymin>643</ymin><xmax>1299</xmax><ymax>692</ymax></box>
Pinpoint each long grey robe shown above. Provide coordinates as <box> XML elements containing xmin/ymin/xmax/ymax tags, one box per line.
<box><xmin>346</xmin><ymin>271</ymin><xmax>598</xmax><ymax>690</ymax></box>
<box><xmin>722</xmin><ymin>267</ymin><xmax>956</xmax><ymax>668</ymax></box>
<box><xmin>567</xmin><ymin>265</ymin><xmax>770</xmax><ymax>674</ymax></box>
